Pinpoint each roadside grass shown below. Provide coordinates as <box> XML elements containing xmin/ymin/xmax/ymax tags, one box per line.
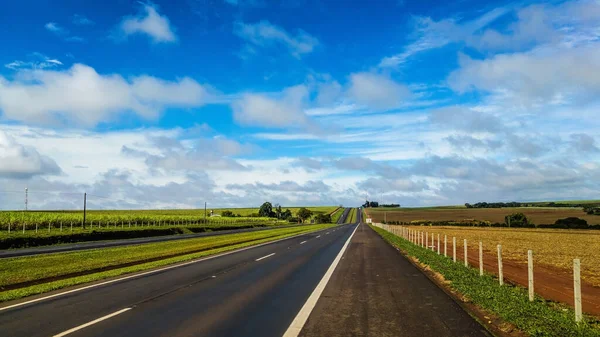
<box><xmin>347</xmin><ymin>208</ymin><xmax>357</xmax><ymax>224</ymax></box>
<box><xmin>331</xmin><ymin>208</ymin><xmax>344</xmax><ymax>224</ymax></box>
<box><xmin>371</xmin><ymin>225</ymin><xmax>600</xmax><ymax>337</ymax></box>
<box><xmin>0</xmin><ymin>224</ymin><xmax>333</xmax><ymax>298</ymax></box>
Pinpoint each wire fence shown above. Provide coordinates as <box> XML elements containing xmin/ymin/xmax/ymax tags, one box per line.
<box><xmin>0</xmin><ymin>189</ymin><xmax>281</xmax><ymax>235</ymax></box>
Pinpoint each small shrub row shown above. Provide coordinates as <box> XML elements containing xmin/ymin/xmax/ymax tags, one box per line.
<box><xmin>0</xmin><ymin>224</ymin><xmax>269</xmax><ymax>249</ymax></box>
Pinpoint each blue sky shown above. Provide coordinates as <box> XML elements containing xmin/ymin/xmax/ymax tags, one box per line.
<box><xmin>0</xmin><ymin>0</ymin><xmax>599</xmax><ymax>209</ymax></box>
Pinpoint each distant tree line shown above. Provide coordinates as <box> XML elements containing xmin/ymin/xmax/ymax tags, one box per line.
<box><xmin>466</xmin><ymin>201</ymin><xmax>600</xmax><ymax>213</ymax></box>
<box><xmin>362</xmin><ymin>200</ymin><xmax>400</xmax><ymax>208</ymax></box>
<box><xmin>220</xmin><ymin>202</ymin><xmax>332</xmax><ymax>224</ymax></box>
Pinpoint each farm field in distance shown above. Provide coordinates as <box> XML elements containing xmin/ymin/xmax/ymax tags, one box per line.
<box><xmin>0</xmin><ymin>206</ymin><xmax>339</xmax><ymax>231</ymax></box>
<box><xmin>367</xmin><ymin>206</ymin><xmax>600</xmax><ymax>225</ymax></box>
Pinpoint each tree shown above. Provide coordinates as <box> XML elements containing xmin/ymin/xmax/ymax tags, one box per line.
<box><xmin>221</xmin><ymin>210</ymin><xmax>234</xmax><ymax>217</ymax></box>
<box><xmin>259</xmin><ymin>202</ymin><xmax>274</xmax><ymax>217</ymax></box>
<box><xmin>281</xmin><ymin>209</ymin><xmax>292</xmax><ymax>220</ymax></box>
<box><xmin>505</xmin><ymin>213</ymin><xmax>529</xmax><ymax>227</ymax></box>
<box><xmin>275</xmin><ymin>204</ymin><xmax>283</xmax><ymax>219</ymax></box>
<box><xmin>314</xmin><ymin>213</ymin><xmax>331</xmax><ymax>223</ymax></box>
<box><xmin>297</xmin><ymin>208</ymin><xmax>313</xmax><ymax>222</ymax></box>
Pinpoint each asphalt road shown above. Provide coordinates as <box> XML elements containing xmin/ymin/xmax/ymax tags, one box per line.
<box><xmin>298</xmin><ymin>221</ymin><xmax>490</xmax><ymax>337</ymax></box>
<box><xmin>1</xmin><ymin>223</ymin><xmax>357</xmax><ymax>337</ymax></box>
<box><xmin>1</xmin><ymin>208</ymin><xmax>489</xmax><ymax>337</ymax></box>
<box><xmin>336</xmin><ymin>207</ymin><xmax>351</xmax><ymax>224</ymax></box>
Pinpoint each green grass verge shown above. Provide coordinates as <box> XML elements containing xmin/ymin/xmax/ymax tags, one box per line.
<box><xmin>331</xmin><ymin>208</ymin><xmax>344</xmax><ymax>224</ymax></box>
<box><xmin>0</xmin><ymin>224</ymin><xmax>333</xmax><ymax>302</ymax></box>
<box><xmin>347</xmin><ymin>208</ymin><xmax>357</xmax><ymax>224</ymax></box>
<box><xmin>370</xmin><ymin>225</ymin><xmax>600</xmax><ymax>337</ymax></box>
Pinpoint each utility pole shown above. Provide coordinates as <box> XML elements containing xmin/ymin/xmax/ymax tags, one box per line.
<box><xmin>82</xmin><ymin>193</ymin><xmax>87</xmax><ymax>228</ymax></box>
<box><xmin>25</xmin><ymin>188</ymin><xmax>28</xmax><ymax>211</ymax></box>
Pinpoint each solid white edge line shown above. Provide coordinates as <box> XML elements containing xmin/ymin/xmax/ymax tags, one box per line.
<box><xmin>53</xmin><ymin>307</ymin><xmax>132</xmax><ymax>337</ymax></box>
<box><xmin>316</xmin><ymin>235</ymin><xmax>321</xmax><ymax>238</ymax></box>
<box><xmin>300</xmin><ymin>241</ymin><xmax>307</xmax><ymax>245</ymax></box>
<box><xmin>255</xmin><ymin>253</ymin><xmax>276</xmax><ymax>261</ymax></box>
<box><xmin>0</xmin><ymin>226</ymin><xmax>336</xmax><ymax>312</ymax></box>
<box><xmin>282</xmin><ymin>223</ymin><xmax>360</xmax><ymax>337</ymax></box>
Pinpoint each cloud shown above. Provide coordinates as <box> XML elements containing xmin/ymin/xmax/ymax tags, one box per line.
<box><xmin>445</xmin><ymin>135</ymin><xmax>504</xmax><ymax>151</ymax></box>
<box><xmin>293</xmin><ymin>157</ymin><xmax>323</xmax><ymax>171</ymax></box>
<box><xmin>231</xmin><ymin>85</ymin><xmax>314</xmax><ymax>129</ymax></box>
<box><xmin>332</xmin><ymin>157</ymin><xmax>403</xmax><ymax>179</ymax></box>
<box><xmin>72</xmin><ymin>14</ymin><xmax>94</xmax><ymax>26</ymax></box>
<box><xmin>379</xmin><ymin>1</ymin><xmax>600</xmax><ymax>68</ymax></box>
<box><xmin>118</xmin><ymin>3</ymin><xmax>177</xmax><ymax>43</ymax></box>
<box><xmin>0</xmin><ymin>64</ymin><xmax>211</xmax><ymax>127</ymax></box>
<box><xmin>44</xmin><ymin>22</ymin><xmax>85</xmax><ymax>42</ymax></box>
<box><xmin>4</xmin><ymin>53</ymin><xmax>63</xmax><ymax>70</ymax></box>
<box><xmin>448</xmin><ymin>45</ymin><xmax>600</xmax><ymax>105</ymax></box>
<box><xmin>379</xmin><ymin>7</ymin><xmax>509</xmax><ymax>67</ymax></box>
<box><xmin>429</xmin><ymin>106</ymin><xmax>506</xmax><ymax>133</ymax></box>
<box><xmin>570</xmin><ymin>133</ymin><xmax>599</xmax><ymax>153</ymax></box>
<box><xmin>0</xmin><ymin>131</ymin><xmax>61</xmax><ymax>179</ymax></box>
<box><xmin>234</xmin><ymin>20</ymin><xmax>319</xmax><ymax>58</ymax></box>
<box><xmin>227</xmin><ymin>180</ymin><xmax>330</xmax><ymax>193</ymax></box>
<box><xmin>45</xmin><ymin>22</ymin><xmax>68</xmax><ymax>35</ymax></box>
<box><xmin>346</xmin><ymin>72</ymin><xmax>411</xmax><ymax>110</ymax></box>
<box><xmin>356</xmin><ymin>177</ymin><xmax>427</xmax><ymax>193</ymax></box>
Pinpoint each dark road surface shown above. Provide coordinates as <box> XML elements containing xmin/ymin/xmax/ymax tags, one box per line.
<box><xmin>298</xmin><ymin>223</ymin><xmax>490</xmax><ymax>337</ymax></box>
<box><xmin>1</xmin><ymin>208</ymin><xmax>489</xmax><ymax>337</ymax></box>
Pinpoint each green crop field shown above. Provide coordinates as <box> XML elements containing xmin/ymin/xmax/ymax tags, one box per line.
<box><xmin>0</xmin><ymin>205</ymin><xmax>339</xmax><ymax>233</ymax></box>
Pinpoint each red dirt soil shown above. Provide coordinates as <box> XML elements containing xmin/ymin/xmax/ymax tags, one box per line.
<box><xmin>432</xmin><ymin>237</ymin><xmax>600</xmax><ymax>317</ymax></box>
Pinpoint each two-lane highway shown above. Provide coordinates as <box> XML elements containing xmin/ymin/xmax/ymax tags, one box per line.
<box><xmin>1</xmin><ymin>222</ymin><xmax>358</xmax><ymax>337</ymax></box>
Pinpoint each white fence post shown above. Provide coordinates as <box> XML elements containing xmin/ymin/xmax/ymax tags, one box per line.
<box><xmin>497</xmin><ymin>245</ymin><xmax>504</xmax><ymax>286</ymax></box>
<box><xmin>431</xmin><ymin>233</ymin><xmax>435</xmax><ymax>251</ymax></box>
<box><xmin>479</xmin><ymin>241</ymin><xmax>483</xmax><ymax>276</ymax></box>
<box><xmin>528</xmin><ymin>250</ymin><xmax>534</xmax><ymax>302</ymax></box>
<box><xmin>574</xmin><ymin>259</ymin><xmax>582</xmax><ymax>322</ymax></box>
<box><xmin>425</xmin><ymin>232</ymin><xmax>428</xmax><ymax>249</ymax></box>
<box><xmin>464</xmin><ymin>239</ymin><xmax>468</xmax><ymax>267</ymax></box>
<box><xmin>453</xmin><ymin>237</ymin><xmax>456</xmax><ymax>262</ymax></box>
<box><xmin>437</xmin><ymin>234</ymin><xmax>440</xmax><ymax>254</ymax></box>
<box><xmin>444</xmin><ymin>235</ymin><xmax>447</xmax><ymax>257</ymax></box>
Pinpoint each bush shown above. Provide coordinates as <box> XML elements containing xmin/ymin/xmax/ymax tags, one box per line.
<box><xmin>555</xmin><ymin>217</ymin><xmax>588</xmax><ymax>229</ymax></box>
<box><xmin>505</xmin><ymin>213</ymin><xmax>530</xmax><ymax>227</ymax></box>
<box><xmin>314</xmin><ymin>213</ymin><xmax>332</xmax><ymax>224</ymax></box>
<box><xmin>221</xmin><ymin>210</ymin><xmax>234</xmax><ymax>217</ymax></box>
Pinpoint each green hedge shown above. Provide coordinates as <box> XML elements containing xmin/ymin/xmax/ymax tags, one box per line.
<box><xmin>0</xmin><ymin>224</ymin><xmax>269</xmax><ymax>249</ymax></box>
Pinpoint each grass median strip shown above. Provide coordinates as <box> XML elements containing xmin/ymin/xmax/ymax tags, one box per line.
<box><xmin>370</xmin><ymin>225</ymin><xmax>600</xmax><ymax>337</ymax></box>
<box><xmin>0</xmin><ymin>224</ymin><xmax>333</xmax><ymax>303</ymax></box>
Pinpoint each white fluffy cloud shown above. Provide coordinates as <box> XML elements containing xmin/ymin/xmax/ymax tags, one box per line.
<box><xmin>347</xmin><ymin>72</ymin><xmax>411</xmax><ymax>110</ymax></box>
<box><xmin>234</xmin><ymin>20</ymin><xmax>319</xmax><ymax>57</ymax></box>
<box><xmin>119</xmin><ymin>3</ymin><xmax>177</xmax><ymax>43</ymax></box>
<box><xmin>0</xmin><ymin>64</ymin><xmax>210</xmax><ymax>127</ymax></box>
<box><xmin>448</xmin><ymin>45</ymin><xmax>600</xmax><ymax>104</ymax></box>
<box><xmin>0</xmin><ymin>131</ymin><xmax>61</xmax><ymax>179</ymax></box>
<box><xmin>231</xmin><ymin>85</ymin><xmax>313</xmax><ymax>128</ymax></box>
